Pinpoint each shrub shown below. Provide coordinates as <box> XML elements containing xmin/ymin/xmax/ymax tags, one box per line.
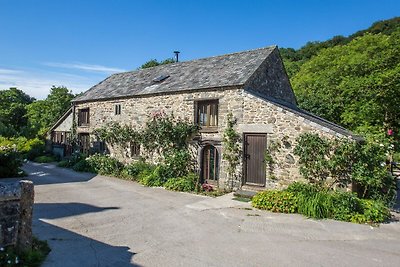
<box><xmin>163</xmin><ymin>149</ymin><xmax>191</xmax><ymax>179</ymax></box>
<box><xmin>57</xmin><ymin>160</ymin><xmax>69</xmax><ymax>168</ymax></box>
<box><xmin>139</xmin><ymin>166</ymin><xmax>165</xmax><ymax>187</ymax></box>
<box><xmin>72</xmin><ymin>159</ymin><xmax>94</xmax><ymax>172</ymax></box>
<box><xmin>120</xmin><ymin>160</ymin><xmax>155</xmax><ymax>180</ymax></box>
<box><xmin>0</xmin><ymin>145</ymin><xmax>23</xmax><ymax>178</ymax></box>
<box><xmin>33</xmin><ymin>155</ymin><xmax>56</xmax><ymax>163</ymax></box>
<box><xmin>23</xmin><ymin>138</ymin><xmax>45</xmax><ymax>160</ymax></box>
<box><xmin>252</xmin><ymin>190</ymin><xmax>298</xmax><ymax>213</ymax></box>
<box><xmin>0</xmin><ymin>137</ymin><xmax>45</xmax><ymax>160</ymax></box>
<box><xmin>164</xmin><ymin>173</ymin><xmax>198</xmax><ymax>192</ymax></box>
<box><xmin>86</xmin><ymin>154</ymin><xmax>123</xmax><ymax>176</ymax></box>
<box><xmin>354</xmin><ymin>199</ymin><xmax>390</xmax><ymax>224</ymax></box>
<box><xmin>286</xmin><ymin>181</ymin><xmax>319</xmax><ymax>196</ymax></box>
<box><xmin>330</xmin><ymin>191</ymin><xmax>360</xmax><ymax>221</ymax></box>
<box><xmin>58</xmin><ymin>152</ymin><xmax>85</xmax><ymax>168</ymax></box>
<box><xmin>294</xmin><ymin>133</ymin><xmax>397</xmax><ymax>204</ymax></box>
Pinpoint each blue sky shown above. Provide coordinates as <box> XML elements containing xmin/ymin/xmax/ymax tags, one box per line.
<box><xmin>0</xmin><ymin>0</ymin><xmax>399</xmax><ymax>99</ymax></box>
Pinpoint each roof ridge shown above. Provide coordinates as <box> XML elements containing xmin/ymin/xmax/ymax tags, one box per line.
<box><xmin>118</xmin><ymin>45</ymin><xmax>278</xmax><ymax>75</ymax></box>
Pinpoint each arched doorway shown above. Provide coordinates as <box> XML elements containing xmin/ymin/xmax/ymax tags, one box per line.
<box><xmin>201</xmin><ymin>145</ymin><xmax>219</xmax><ymax>184</ymax></box>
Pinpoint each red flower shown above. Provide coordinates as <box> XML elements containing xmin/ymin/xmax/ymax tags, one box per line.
<box><xmin>387</xmin><ymin>129</ymin><xmax>394</xmax><ymax>136</ymax></box>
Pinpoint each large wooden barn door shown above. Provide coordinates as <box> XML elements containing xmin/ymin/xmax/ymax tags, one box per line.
<box><xmin>244</xmin><ymin>134</ymin><xmax>267</xmax><ymax>186</ymax></box>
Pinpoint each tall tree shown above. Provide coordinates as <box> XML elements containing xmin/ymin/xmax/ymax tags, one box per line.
<box><xmin>291</xmin><ymin>30</ymin><xmax>400</xmax><ymax>136</ymax></box>
<box><xmin>0</xmin><ymin>87</ymin><xmax>34</xmax><ymax>136</ymax></box>
<box><xmin>26</xmin><ymin>86</ymin><xmax>74</xmax><ymax>137</ymax></box>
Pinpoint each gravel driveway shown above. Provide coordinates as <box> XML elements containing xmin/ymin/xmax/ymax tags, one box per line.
<box><xmin>9</xmin><ymin>162</ymin><xmax>400</xmax><ymax>266</ymax></box>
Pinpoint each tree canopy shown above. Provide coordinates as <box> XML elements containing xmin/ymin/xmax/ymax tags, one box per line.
<box><xmin>140</xmin><ymin>58</ymin><xmax>175</xmax><ymax>69</ymax></box>
<box><xmin>280</xmin><ymin>17</ymin><xmax>400</xmax><ymax>78</ymax></box>
<box><xmin>291</xmin><ymin>30</ymin><xmax>400</xmax><ymax>136</ymax></box>
<box><xmin>26</xmin><ymin>86</ymin><xmax>75</xmax><ymax>137</ymax></box>
<box><xmin>0</xmin><ymin>86</ymin><xmax>74</xmax><ymax>138</ymax></box>
<box><xmin>0</xmin><ymin>88</ymin><xmax>34</xmax><ymax>136</ymax></box>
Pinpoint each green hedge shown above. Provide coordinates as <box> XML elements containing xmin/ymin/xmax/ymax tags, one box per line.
<box><xmin>252</xmin><ymin>182</ymin><xmax>391</xmax><ymax>224</ymax></box>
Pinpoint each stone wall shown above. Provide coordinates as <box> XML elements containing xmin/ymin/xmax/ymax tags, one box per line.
<box><xmin>244</xmin><ymin>48</ymin><xmax>297</xmax><ymax>106</ymax></box>
<box><xmin>75</xmin><ymin>88</ymin><xmax>244</xmax><ymax>186</ymax></box>
<box><xmin>0</xmin><ymin>181</ymin><xmax>34</xmax><ymax>251</ymax></box>
<box><xmin>73</xmin><ymin>87</ymin><xmax>345</xmax><ymax>190</ymax></box>
<box><xmin>241</xmin><ymin>90</ymin><xmax>344</xmax><ymax>188</ymax></box>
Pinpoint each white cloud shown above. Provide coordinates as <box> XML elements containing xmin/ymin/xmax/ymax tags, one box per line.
<box><xmin>0</xmin><ymin>67</ymin><xmax>98</xmax><ymax>99</ymax></box>
<box><xmin>43</xmin><ymin>62</ymin><xmax>127</xmax><ymax>74</ymax></box>
<box><xmin>0</xmin><ymin>68</ymin><xmax>23</xmax><ymax>74</ymax></box>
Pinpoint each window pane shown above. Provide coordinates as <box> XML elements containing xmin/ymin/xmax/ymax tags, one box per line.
<box><xmin>196</xmin><ymin>100</ymin><xmax>218</xmax><ymax>127</ymax></box>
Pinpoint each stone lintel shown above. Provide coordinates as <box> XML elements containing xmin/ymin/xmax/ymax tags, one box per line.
<box><xmin>238</xmin><ymin>124</ymin><xmax>273</xmax><ymax>133</ymax></box>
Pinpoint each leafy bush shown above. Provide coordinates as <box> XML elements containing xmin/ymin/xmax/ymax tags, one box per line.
<box><xmin>33</xmin><ymin>155</ymin><xmax>56</xmax><ymax>163</ymax></box>
<box><xmin>139</xmin><ymin>166</ymin><xmax>165</xmax><ymax>187</ymax></box>
<box><xmin>86</xmin><ymin>154</ymin><xmax>123</xmax><ymax>176</ymax></box>
<box><xmin>0</xmin><ymin>136</ymin><xmax>45</xmax><ymax>160</ymax></box>
<box><xmin>164</xmin><ymin>173</ymin><xmax>198</xmax><ymax>192</ymax></box>
<box><xmin>353</xmin><ymin>199</ymin><xmax>390</xmax><ymax>224</ymax></box>
<box><xmin>252</xmin><ymin>190</ymin><xmax>298</xmax><ymax>213</ymax></box>
<box><xmin>57</xmin><ymin>160</ymin><xmax>69</xmax><ymax>168</ymax></box>
<box><xmin>0</xmin><ymin>145</ymin><xmax>23</xmax><ymax>178</ymax></box>
<box><xmin>163</xmin><ymin>149</ymin><xmax>191</xmax><ymax>178</ymax></box>
<box><xmin>286</xmin><ymin>181</ymin><xmax>319</xmax><ymax>196</ymax></box>
<box><xmin>72</xmin><ymin>159</ymin><xmax>94</xmax><ymax>172</ymax></box>
<box><xmin>294</xmin><ymin>133</ymin><xmax>397</xmax><ymax>205</ymax></box>
<box><xmin>23</xmin><ymin>138</ymin><xmax>45</xmax><ymax>160</ymax></box>
<box><xmin>330</xmin><ymin>191</ymin><xmax>360</xmax><ymax>221</ymax></box>
<box><xmin>56</xmin><ymin>152</ymin><xmax>84</xmax><ymax>168</ymax></box>
<box><xmin>120</xmin><ymin>160</ymin><xmax>155</xmax><ymax>180</ymax></box>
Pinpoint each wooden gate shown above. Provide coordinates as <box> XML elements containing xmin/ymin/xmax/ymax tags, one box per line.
<box><xmin>244</xmin><ymin>134</ymin><xmax>267</xmax><ymax>186</ymax></box>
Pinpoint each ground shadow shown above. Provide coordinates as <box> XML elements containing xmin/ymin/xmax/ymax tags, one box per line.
<box><xmin>35</xmin><ymin>220</ymin><xmax>139</xmax><ymax>267</ymax></box>
<box><xmin>33</xmin><ymin>202</ymin><xmax>139</xmax><ymax>266</ymax></box>
<box><xmin>35</xmin><ymin>202</ymin><xmax>120</xmax><ymax>220</ymax></box>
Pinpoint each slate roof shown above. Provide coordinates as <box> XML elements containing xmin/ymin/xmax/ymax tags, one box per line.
<box><xmin>72</xmin><ymin>46</ymin><xmax>276</xmax><ymax>102</ymax></box>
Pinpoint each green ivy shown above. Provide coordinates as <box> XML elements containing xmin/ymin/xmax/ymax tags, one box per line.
<box><xmin>222</xmin><ymin>113</ymin><xmax>241</xmax><ymax>184</ymax></box>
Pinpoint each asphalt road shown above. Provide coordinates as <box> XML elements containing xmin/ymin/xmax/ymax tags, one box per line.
<box><xmin>9</xmin><ymin>162</ymin><xmax>400</xmax><ymax>266</ymax></box>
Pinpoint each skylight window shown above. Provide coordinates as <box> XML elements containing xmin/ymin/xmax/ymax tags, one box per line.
<box><xmin>152</xmin><ymin>74</ymin><xmax>170</xmax><ymax>83</ymax></box>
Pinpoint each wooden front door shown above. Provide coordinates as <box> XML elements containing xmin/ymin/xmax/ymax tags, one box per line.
<box><xmin>244</xmin><ymin>134</ymin><xmax>267</xmax><ymax>186</ymax></box>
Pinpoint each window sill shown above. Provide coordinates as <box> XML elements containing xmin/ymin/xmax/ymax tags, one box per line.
<box><xmin>199</xmin><ymin>127</ymin><xmax>219</xmax><ymax>133</ymax></box>
<box><xmin>78</xmin><ymin>124</ymin><xmax>90</xmax><ymax>127</ymax></box>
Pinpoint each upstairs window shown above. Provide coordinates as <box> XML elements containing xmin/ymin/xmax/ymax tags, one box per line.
<box><xmin>78</xmin><ymin>108</ymin><xmax>90</xmax><ymax>126</ymax></box>
<box><xmin>115</xmin><ymin>104</ymin><xmax>121</xmax><ymax>115</ymax></box>
<box><xmin>195</xmin><ymin>100</ymin><xmax>218</xmax><ymax>128</ymax></box>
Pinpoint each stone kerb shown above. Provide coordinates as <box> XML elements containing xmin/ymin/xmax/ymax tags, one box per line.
<box><xmin>0</xmin><ymin>180</ymin><xmax>34</xmax><ymax>251</ymax></box>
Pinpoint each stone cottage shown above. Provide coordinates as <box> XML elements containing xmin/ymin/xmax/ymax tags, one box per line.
<box><xmin>50</xmin><ymin>46</ymin><xmax>356</xmax><ymax>189</ymax></box>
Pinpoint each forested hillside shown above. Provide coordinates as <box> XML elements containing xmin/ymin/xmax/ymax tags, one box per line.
<box><xmin>281</xmin><ymin>17</ymin><xmax>400</xmax><ymax>138</ymax></box>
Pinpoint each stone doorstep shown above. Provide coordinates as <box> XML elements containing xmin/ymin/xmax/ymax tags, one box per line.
<box><xmin>233</xmin><ymin>189</ymin><xmax>258</xmax><ymax>199</ymax></box>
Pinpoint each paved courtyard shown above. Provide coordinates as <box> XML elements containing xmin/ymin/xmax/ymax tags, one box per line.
<box><xmin>9</xmin><ymin>162</ymin><xmax>400</xmax><ymax>266</ymax></box>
